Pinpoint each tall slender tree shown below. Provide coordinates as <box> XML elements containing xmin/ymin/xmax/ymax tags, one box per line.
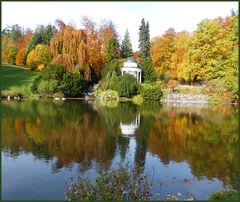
<box><xmin>138</xmin><ymin>19</ymin><xmax>156</xmax><ymax>82</ymax></box>
<box><xmin>107</xmin><ymin>36</ymin><xmax>120</xmax><ymax>62</ymax></box>
<box><xmin>120</xmin><ymin>29</ymin><xmax>133</xmax><ymax>58</ymax></box>
<box><xmin>138</xmin><ymin>18</ymin><xmax>151</xmax><ymax>66</ymax></box>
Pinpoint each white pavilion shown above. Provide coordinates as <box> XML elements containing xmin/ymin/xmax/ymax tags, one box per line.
<box><xmin>121</xmin><ymin>57</ymin><xmax>142</xmax><ymax>83</ymax></box>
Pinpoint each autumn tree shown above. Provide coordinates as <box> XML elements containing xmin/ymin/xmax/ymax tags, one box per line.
<box><xmin>133</xmin><ymin>51</ymin><xmax>139</xmax><ymax>62</ymax></box>
<box><xmin>17</xmin><ymin>30</ymin><xmax>33</xmax><ymax>50</ymax></box>
<box><xmin>222</xmin><ymin>14</ymin><xmax>238</xmax><ymax>100</ymax></box>
<box><xmin>82</xmin><ymin>16</ymin><xmax>103</xmax><ymax>81</ymax></box>
<box><xmin>26</xmin><ymin>44</ymin><xmax>51</xmax><ymax>70</ymax></box>
<box><xmin>15</xmin><ymin>48</ymin><xmax>27</xmax><ymax>66</ymax></box>
<box><xmin>2</xmin><ymin>34</ymin><xmax>17</xmax><ymax>64</ymax></box>
<box><xmin>15</xmin><ymin>30</ymin><xmax>33</xmax><ymax>66</ymax></box>
<box><xmin>120</xmin><ymin>29</ymin><xmax>133</xmax><ymax>58</ymax></box>
<box><xmin>52</xmin><ymin>54</ymin><xmax>74</xmax><ymax>72</ymax></box>
<box><xmin>170</xmin><ymin>31</ymin><xmax>189</xmax><ymax>79</ymax></box>
<box><xmin>50</xmin><ymin>20</ymin><xmax>88</xmax><ymax>74</ymax></box>
<box><xmin>2</xmin><ymin>24</ymin><xmax>22</xmax><ymax>64</ymax></box>
<box><xmin>178</xmin><ymin>19</ymin><xmax>226</xmax><ymax>82</ymax></box>
<box><xmin>99</xmin><ymin>20</ymin><xmax>118</xmax><ymax>65</ymax></box>
<box><xmin>151</xmin><ymin>28</ymin><xmax>176</xmax><ymax>78</ymax></box>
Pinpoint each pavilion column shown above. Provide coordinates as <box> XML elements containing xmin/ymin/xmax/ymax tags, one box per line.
<box><xmin>140</xmin><ymin>72</ymin><xmax>142</xmax><ymax>83</ymax></box>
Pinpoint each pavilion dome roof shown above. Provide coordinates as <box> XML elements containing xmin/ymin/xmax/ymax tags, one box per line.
<box><xmin>123</xmin><ymin>57</ymin><xmax>139</xmax><ymax>69</ymax></box>
<box><xmin>125</xmin><ymin>57</ymin><xmax>136</xmax><ymax>63</ymax></box>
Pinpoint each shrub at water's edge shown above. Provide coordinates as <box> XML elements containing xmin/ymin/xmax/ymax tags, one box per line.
<box><xmin>102</xmin><ymin>73</ymin><xmax>140</xmax><ymax>99</ymax></box>
<box><xmin>31</xmin><ymin>64</ymin><xmax>85</xmax><ymax>98</ymax></box>
<box><xmin>116</xmin><ymin>74</ymin><xmax>139</xmax><ymax>98</ymax></box>
<box><xmin>65</xmin><ymin>163</ymin><xmax>152</xmax><ymax>200</ymax></box>
<box><xmin>209</xmin><ymin>190</ymin><xmax>239</xmax><ymax>200</ymax></box>
<box><xmin>132</xmin><ymin>94</ymin><xmax>144</xmax><ymax>105</ymax></box>
<box><xmin>140</xmin><ymin>83</ymin><xmax>163</xmax><ymax>101</ymax></box>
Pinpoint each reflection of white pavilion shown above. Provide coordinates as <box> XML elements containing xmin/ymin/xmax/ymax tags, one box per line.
<box><xmin>121</xmin><ymin>57</ymin><xmax>142</xmax><ymax>83</ymax></box>
<box><xmin>120</xmin><ymin>114</ymin><xmax>140</xmax><ymax>136</ymax></box>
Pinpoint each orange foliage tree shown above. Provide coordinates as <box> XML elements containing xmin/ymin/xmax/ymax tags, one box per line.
<box><xmin>15</xmin><ymin>48</ymin><xmax>27</xmax><ymax>66</ymax></box>
<box><xmin>17</xmin><ymin>30</ymin><xmax>33</xmax><ymax>50</ymax></box>
<box><xmin>15</xmin><ymin>31</ymin><xmax>33</xmax><ymax>66</ymax></box>
<box><xmin>151</xmin><ymin>28</ymin><xmax>176</xmax><ymax>77</ymax></box>
<box><xmin>82</xmin><ymin>17</ymin><xmax>103</xmax><ymax>80</ymax></box>
<box><xmin>98</xmin><ymin>20</ymin><xmax>118</xmax><ymax>65</ymax></box>
<box><xmin>50</xmin><ymin>20</ymin><xmax>91</xmax><ymax>80</ymax></box>
<box><xmin>170</xmin><ymin>31</ymin><xmax>189</xmax><ymax>79</ymax></box>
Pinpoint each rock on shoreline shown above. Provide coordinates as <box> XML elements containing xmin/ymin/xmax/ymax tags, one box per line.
<box><xmin>162</xmin><ymin>92</ymin><xmax>210</xmax><ymax>104</ymax></box>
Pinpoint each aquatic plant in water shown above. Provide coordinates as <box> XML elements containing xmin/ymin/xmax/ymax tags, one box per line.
<box><xmin>65</xmin><ymin>163</ymin><xmax>152</xmax><ymax>200</ymax></box>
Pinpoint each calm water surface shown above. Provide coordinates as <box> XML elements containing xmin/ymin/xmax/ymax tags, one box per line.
<box><xmin>1</xmin><ymin>100</ymin><xmax>238</xmax><ymax>200</ymax></box>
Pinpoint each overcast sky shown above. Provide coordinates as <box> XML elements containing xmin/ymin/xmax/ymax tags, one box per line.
<box><xmin>2</xmin><ymin>1</ymin><xmax>238</xmax><ymax>51</ymax></box>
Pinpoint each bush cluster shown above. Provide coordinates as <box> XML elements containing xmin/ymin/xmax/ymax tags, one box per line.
<box><xmin>106</xmin><ymin>74</ymin><xmax>139</xmax><ymax>98</ymax></box>
<box><xmin>116</xmin><ymin>74</ymin><xmax>139</xmax><ymax>98</ymax></box>
<box><xmin>26</xmin><ymin>44</ymin><xmax>51</xmax><ymax>70</ymax></box>
<box><xmin>31</xmin><ymin>64</ymin><xmax>84</xmax><ymax>97</ymax></box>
<box><xmin>140</xmin><ymin>84</ymin><xmax>163</xmax><ymax>101</ymax></box>
<box><xmin>101</xmin><ymin>59</ymin><xmax>120</xmax><ymax>80</ymax></box>
<box><xmin>65</xmin><ymin>163</ymin><xmax>152</xmax><ymax>200</ymax></box>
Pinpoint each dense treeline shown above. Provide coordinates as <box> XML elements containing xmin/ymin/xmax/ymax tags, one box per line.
<box><xmin>2</xmin><ymin>18</ymin><xmax>119</xmax><ymax>83</ymax></box>
<box><xmin>1</xmin><ymin>12</ymin><xmax>238</xmax><ymax>100</ymax></box>
<box><xmin>151</xmin><ymin>14</ymin><xmax>238</xmax><ymax>99</ymax></box>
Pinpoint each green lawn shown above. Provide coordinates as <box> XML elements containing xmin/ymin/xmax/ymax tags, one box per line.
<box><xmin>1</xmin><ymin>64</ymin><xmax>38</xmax><ymax>97</ymax></box>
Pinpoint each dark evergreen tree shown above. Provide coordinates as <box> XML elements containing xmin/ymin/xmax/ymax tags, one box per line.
<box><xmin>26</xmin><ymin>24</ymin><xmax>57</xmax><ymax>57</ymax></box>
<box><xmin>120</xmin><ymin>29</ymin><xmax>133</xmax><ymax>58</ymax></box>
<box><xmin>142</xmin><ymin>57</ymin><xmax>157</xmax><ymax>83</ymax></box>
<box><xmin>107</xmin><ymin>36</ymin><xmax>119</xmax><ymax>62</ymax></box>
<box><xmin>101</xmin><ymin>36</ymin><xmax>120</xmax><ymax>79</ymax></box>
<box><xmin>138</xmin><ymin>18</ymin><xmax>151</xmax><ymax>66</ymax></box>
<box><xmin>138</xmin><ymin>19</ymin><xmax>156</xmax><ymax>82</ymax></box>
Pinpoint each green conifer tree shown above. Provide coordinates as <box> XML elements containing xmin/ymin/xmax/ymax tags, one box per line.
<box><xmin>142</xmin><ymin>57</ymin><xmax>157</xmax><ymax>83</ymax></box>
<box><xmin>107</xmin><ymin>36</ymin><xmax>119</xmax><ymax>62</ymax></box>
<box><xmin>138</xmin><ymin>19</ymin><xmax>156</xmax><ymax>82</ymax></box>
<box><xmin>120</xmin><ymin>29</ymin><xmax>133</xmax><ymax>58</ymax></box>
<box><xmin>138</xmin><ymin>19</ymin><xmax>151</xmax><ymax>66</ymax></box>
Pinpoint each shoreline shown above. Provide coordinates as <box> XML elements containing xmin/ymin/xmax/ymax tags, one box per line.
<box><xmin>1</xmin><ymin>94</ymin><xmax>238</xmax><ymax>105</ymax></box>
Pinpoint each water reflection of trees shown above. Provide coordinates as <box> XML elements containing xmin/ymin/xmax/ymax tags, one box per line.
<box><xmin>2</xmin><ymin>100</ymin><xmax>117</xmax><ymax>171</ymax></box>
<box><xmin>147</xmin><ymin>105</ymin><xmax>238</xmax><ymax>188</ymax></box>
<box><xmin>2</xmin><ymin>100</ymin><xmax>238</xmax><ymax>188</ymax></box>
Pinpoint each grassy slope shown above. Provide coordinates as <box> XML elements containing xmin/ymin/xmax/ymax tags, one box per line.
<box><xmin>1</xmin><ymin>64</ymin><xmax>38</xmax><ymax>97</ymax></box>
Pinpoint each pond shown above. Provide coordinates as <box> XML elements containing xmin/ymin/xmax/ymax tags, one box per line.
<box><xmin>1</xmin><ymin>100</ymin><xmax>238</xmax><ymax>200</ymax></box>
